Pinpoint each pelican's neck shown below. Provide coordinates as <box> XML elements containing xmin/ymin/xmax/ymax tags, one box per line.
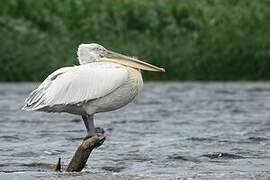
<box><xmin>77</xmin><ymin>49</ymin><xmax>98</xmax><ymax>65</ymax></box>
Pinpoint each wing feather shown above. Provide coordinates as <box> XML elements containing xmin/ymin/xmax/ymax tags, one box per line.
<box><xmin>23</xmin><ymin>62</ymin><xmax>128</xmax><ymax>110</ymax></box>
<box><xmin>23</xmin><ymin>67</ymin><xmax>74</xmax><ymax>109</ymax></box>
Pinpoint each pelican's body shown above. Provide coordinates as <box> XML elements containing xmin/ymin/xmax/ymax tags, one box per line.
<box><xmin>25</xmin><ymin>62</ymin><xmax>143</xmax><ymax>115</ymax></box>
<box><xmin>23</xmin><ymin>43</ymin><xmax>164</xmax><ymax>137</ymax></box>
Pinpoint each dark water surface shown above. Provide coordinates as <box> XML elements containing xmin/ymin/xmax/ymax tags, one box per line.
<box><xmin>0</xmin><ymin>82</ymin><xmax>269</xmax><ymax>179</ymax></box>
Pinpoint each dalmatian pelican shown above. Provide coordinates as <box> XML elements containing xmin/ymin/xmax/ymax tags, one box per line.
<box><xmin>23</xmin><ymin>43</ymin><xmax>165</xmax><ymax>138</ymax></box>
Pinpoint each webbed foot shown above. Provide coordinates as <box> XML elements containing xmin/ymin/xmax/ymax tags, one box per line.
<box><xmin>83</xmin><ymin>127</ymin><xmax>105</xmax><ymax>140</ymax></box>
<box><xmin>95</xmin><ymin>127</ymin><xmax>105</xmax><ymax>134</ymax></box>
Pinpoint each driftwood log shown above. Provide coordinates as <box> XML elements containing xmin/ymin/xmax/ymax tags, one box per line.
<box><xmin>55</xmin><ymin>133</ymin><xmax>106</xmax><ymax>172</ymax></box>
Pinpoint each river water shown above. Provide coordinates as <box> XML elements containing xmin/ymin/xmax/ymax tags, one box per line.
<box><xmin>0</xmin><ymin>82</ymin><xmax>269</xmax><ymax>180</ymax></box>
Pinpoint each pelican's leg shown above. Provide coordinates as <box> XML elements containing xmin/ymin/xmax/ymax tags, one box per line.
<box><xmin>82</xmin><ymin>115</ymin><xmax>105</xmax><ymax>139</ymax></box>
<box><xmin>82</xmin><ymin>114</ymin><xmax>95</xmax><ymax>138</ymax></box>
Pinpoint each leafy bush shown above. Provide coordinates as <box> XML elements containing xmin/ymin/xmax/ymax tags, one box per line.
<box><xmin>1</xmin><ymin>0</ymin><xmax>270</xmax><ymax>81</ymax></box>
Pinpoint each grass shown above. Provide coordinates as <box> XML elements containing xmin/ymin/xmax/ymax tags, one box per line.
<box><xmin>1</xmin><ymin>0</ymin><xmax>270</xmax><ymax>81</ymax></box>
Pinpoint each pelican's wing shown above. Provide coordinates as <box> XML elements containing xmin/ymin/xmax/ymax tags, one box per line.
<box><xmin>23</xmin><ymin>66</ymin><xmax>74</xmax><ymax>109</ymax></box>
<box><xmin>23</xmin><ymin>62</ymin><xmax>128</xmax><ymax>110</ymax></box>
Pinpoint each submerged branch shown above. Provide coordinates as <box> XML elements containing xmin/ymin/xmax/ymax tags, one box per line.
<box><xmin>54</xmin><ymin>133</ymin><xmax>106</xmax><ymax>172</ymax></box>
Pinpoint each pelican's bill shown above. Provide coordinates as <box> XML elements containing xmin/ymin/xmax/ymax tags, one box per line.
<box><xmin>99</xmin><ymin>57</ymin><xmax>165</xmax><ymax>72</ymax></box>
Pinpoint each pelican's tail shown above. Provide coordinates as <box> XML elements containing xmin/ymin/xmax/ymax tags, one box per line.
<box><xmin>22</xmin><ymin>87</ymin><xmax>47</xmax><ymax>111</ymax></box>
<box><xmin>22</xmin><ymin>67</ymin><xmax>74</xmax><ymax>111</ymax></box>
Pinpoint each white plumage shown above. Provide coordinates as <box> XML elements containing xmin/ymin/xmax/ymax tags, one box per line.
<box><xmin>23</xmin><ymin>43</ymin><xmax>164</xmax><ymax>137</ymax></box>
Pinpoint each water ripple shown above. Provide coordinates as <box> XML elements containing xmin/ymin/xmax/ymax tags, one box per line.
<box><xmin>0</xmin><ymin>82</ymin><xmax>270</xmax><ymax>180</ymax></box>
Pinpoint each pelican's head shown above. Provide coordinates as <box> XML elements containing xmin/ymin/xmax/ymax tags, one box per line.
<box><xmin>77</xmin><ymin>43</ymin><xmax>107</xmax><ymax>64</ymax></box>
<box><xmin>77</xmin><ymin>43</ymin><xmax>165</xmax><ymax>72</ymax></box>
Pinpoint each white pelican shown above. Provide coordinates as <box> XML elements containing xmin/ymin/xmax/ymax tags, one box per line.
<box><xmin>23</xmin><ymin>43</ymin><xmax>165</xmax><ymax>138</ymax></box>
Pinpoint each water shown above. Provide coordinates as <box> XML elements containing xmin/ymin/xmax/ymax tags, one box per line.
<box><xmin>0</xmin><ymin>82</ymin><xmax>270</xmax><ymax>180</ymax></box>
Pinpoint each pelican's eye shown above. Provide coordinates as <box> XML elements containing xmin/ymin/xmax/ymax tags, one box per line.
<box><xmin>93</xmin><ymin>47</ymin><xmax>101</xmax><ymax>52</ymax></box>
<box><xmin>94</xmin><ymin>47</ymin><xmax>106</xmax><ymax>56</ymax></box>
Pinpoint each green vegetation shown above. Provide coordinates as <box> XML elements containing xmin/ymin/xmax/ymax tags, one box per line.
<box><xmin>1</xmin><ymin>0</ymin><xmax>270</xmax><ymax>81</ymax></box>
